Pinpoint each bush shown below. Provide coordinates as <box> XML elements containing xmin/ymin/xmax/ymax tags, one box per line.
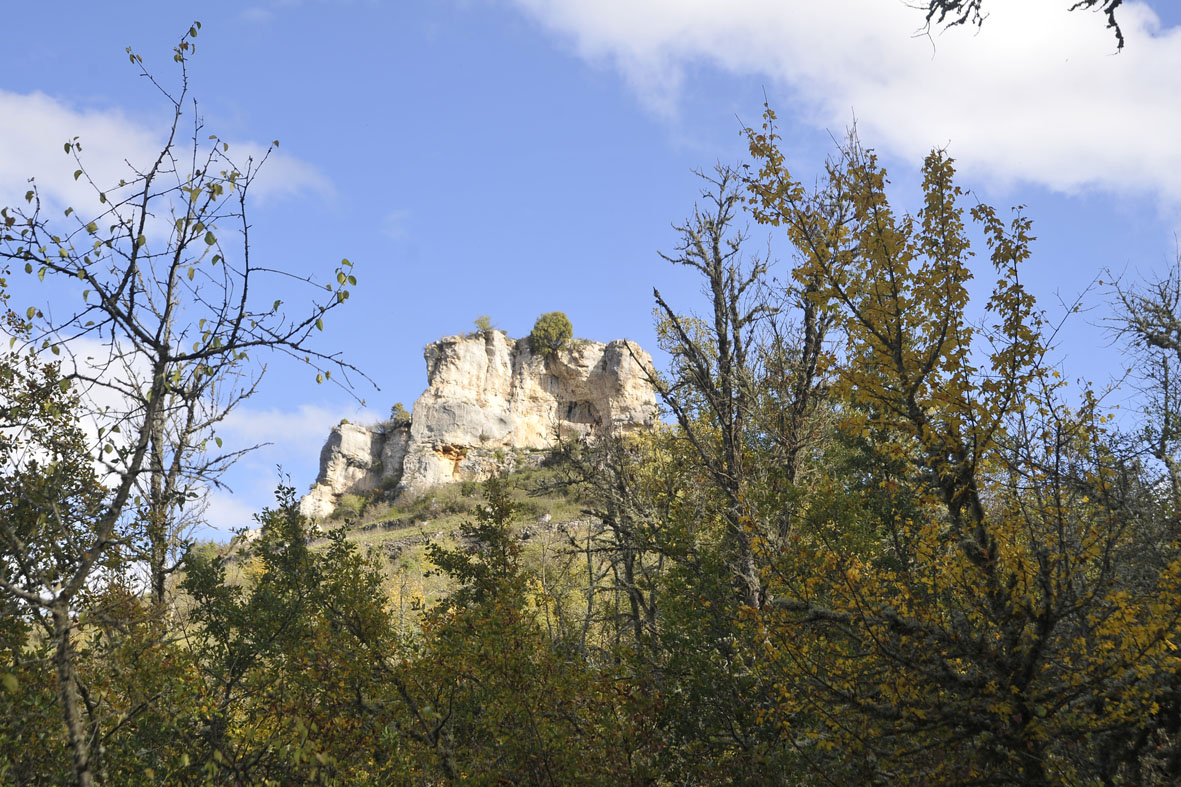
<box><xmin>474</xmin><ymin>315</ymin><xmax>495</xmax><ymax>332</ymax></box>
<box><xmin>333</xmin><ymin>493</ymin><xmax>366</xmax><ymax>521</ymax></box>
<box><xmin>529</xmin><ymin>312</ymin><xmax>572</xmax><ymax>358</ymax></box>
<box><xmin>388</xmin><ymin>402</ymin><xmax>411</xmax><ymax>428</ymax></box>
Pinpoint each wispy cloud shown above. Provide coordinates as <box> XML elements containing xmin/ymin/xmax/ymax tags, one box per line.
<box><xmin>0</xmin><ymin>89</ymin><xmax>333</xmax><ymax>217</ymax></box>
<box><xmin>219</xmin><ymin>402</ymin><xmax>379</xmax><ymax>458</ymax></box>
<box><xmin>510</xmin><ymin>0</ymin><xmax>1181</xmax><ymax>206</ymax></box>
<box><xmin>201</xmin><ymin>490</ymin><xmax>261</xmax><ymax>533</ymax></box>
<box><xmin>381</xmin><ymin>208</ymin><xmax>412</xmax><ymax>240</ymax></box>
<box><xmin>240</xmin><ymin>7</ymin><xmax>276</xmax><ymax>24</ymax></box>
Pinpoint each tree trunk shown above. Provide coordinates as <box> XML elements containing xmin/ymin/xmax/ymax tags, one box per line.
<box><xmin>52</xmin><ymin>602</ymin><xmax>98</xmax><ymax>787</ymax></box>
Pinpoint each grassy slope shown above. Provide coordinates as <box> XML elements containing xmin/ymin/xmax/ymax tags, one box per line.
<box><xmin>320</xmin><ymin>459</ymin><xmax>592</xmax><ymax>612</ymax></box>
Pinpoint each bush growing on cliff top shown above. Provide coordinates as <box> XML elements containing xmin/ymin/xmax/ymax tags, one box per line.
<box><xmin>389</xmin><ymin>402</ymin><xmax>411</xmax><ymax>428</ymax></box>
<box><xmin>529</xmin><ymin>311</ymin><xmax>573</xmax><ymax>358</ymax></box>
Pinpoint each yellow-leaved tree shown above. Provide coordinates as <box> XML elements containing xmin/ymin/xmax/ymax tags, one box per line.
<box><xmin>743</xmin><ymin>110</ymin><xmax>1181</xmax><ymax>784</ymax></box>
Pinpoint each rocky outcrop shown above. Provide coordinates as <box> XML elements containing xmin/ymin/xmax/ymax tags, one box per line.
<box><xmin>300</xmin><ymin>330</ymin><xmax>655</xmax><ymax>519</ymax></box>
<box><xmin>299</xmin><ymin>422</ymin><xmax>409</xmax><ymax>520</ymax></box>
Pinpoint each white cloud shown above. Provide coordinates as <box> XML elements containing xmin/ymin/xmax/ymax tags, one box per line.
<box><xmin>201</xmin><ymin>490</ymin><xmax>261</xmax><ymax>533</ymax></box>
<box><xmin>0</xmin><ymin>90</ymin><xmax>332</xmax><ymax>218</ymax></box>
<box><xmin>218</xmin><ymin>402</ymin><xmax>379</xmax><ymax>457</ymax></box>
<box><xmin>203</xmin><ymin>402</ymin><xmax>378</xmax><ymax>533</ymax></box>
<box><xmin>509</xmin><ymin>0</ymin><xmax>1181</xmax><ymax>204</ymax></box>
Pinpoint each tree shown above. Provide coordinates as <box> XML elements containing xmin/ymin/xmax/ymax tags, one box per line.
<box><xmin>178</xmin><ymin>485</ymin><xmax>389</xmax><ymax>783</ymax></box>
<box><xmin>529</xmin><ymin>311</ymin><xmax>573</xmax><ymax>358</ymax></box>
<box><xmin>1114</xmin><ymin>260</ymin><xmax>1181</xmax><ymax>501</ymax></box>
<box><xmin>649</xmin><ymin>165</ymin><xmax>772</xmax><ymax>609</ymax></box>
<box><xmin>917</xmin><ymin>0</ymin><xmax>1125</xmax><ymax>49</ymax></box>
<box><xmin>388</xmin><ymin>401</ymin><xmax>412</xmax><ymax>429</ymax></box>
<box><xmin>0</xmin><ymin>25</ymin><xmax>363</xmax><ymax>785</ymax></box>
<box><xmin>0</xmin><ymin>23</ymin><xmax>362</xmax><ymax>613</ymax></box>
<box><xmin>0</xmin><ymin>270</ymin><xmax>110</xmax><ymax>786</ymax></box>
<box><xmin>398</xmin><ymin>476</ymin><xmax>631</xmax><ymax>782</ymax></box>
<box><xmin>742</xmin><ymin>108</ymin><xmax>1181</xmax><ymax>783</ymax></box>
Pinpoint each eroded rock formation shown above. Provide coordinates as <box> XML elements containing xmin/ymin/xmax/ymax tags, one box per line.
<box><xmin>299</xmin><ymin>330</ymin><xmax>655</xmax><ymax>519</ymax></box>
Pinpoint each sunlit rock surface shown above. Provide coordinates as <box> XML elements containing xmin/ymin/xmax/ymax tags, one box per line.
<box><xmin>299</xmin><ymin>331</ymin><xmax>655</xmax><ymax>518</ymax></box>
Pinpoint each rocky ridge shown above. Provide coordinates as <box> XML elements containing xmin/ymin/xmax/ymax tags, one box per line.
<box><xmin>299</xmin><ymin>330</ymin><xmax>656</xmax><ymax>519</ymax></box>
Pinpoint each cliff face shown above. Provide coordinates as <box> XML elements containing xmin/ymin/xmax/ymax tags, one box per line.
<box><xmin>299</xmin><ymin>331</ymin><xmax>655</xmax><ymax>519</ymax></box>
<box><xmin>297</xmin><ymin>423</ymin><xmax>409</xmax><ymax>520</ymax></box>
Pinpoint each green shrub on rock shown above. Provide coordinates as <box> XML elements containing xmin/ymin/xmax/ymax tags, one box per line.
<box><xmin>388</xmin><ymin>402</ymin><xmax>411</xmax><ymax>428</ymax></box>
<box><xmin>529</xmin><ymin>311</ymin><xmax>572</xmax><ymax>358</ymax></box>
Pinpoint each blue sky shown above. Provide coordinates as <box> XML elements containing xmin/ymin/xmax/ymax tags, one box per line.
<box><xmin>2</xmin><ymin>0</ymin><xmax>1180</xmax><ymax>536</ymax></box>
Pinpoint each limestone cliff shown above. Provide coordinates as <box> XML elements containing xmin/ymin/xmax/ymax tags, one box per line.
<box><xmin>299</xmin><ymin>330</ymin><xmax>655</xmax><ymax>519</ymax></box>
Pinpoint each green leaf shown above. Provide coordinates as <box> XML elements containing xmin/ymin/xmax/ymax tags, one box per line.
<box><xmin>214</xmin><ymin>436</ymin><xmax>223</xmax><ymax>448</ymax></box>
<box><xmin>59</xmin><ymin>378</ymin><xmax>70</xmax><ymax>393</ymax></box>
<box><xmin>73</xmin><ymin>169</ymin><xmax>83</xmax><ymax>181</ymax></box>
<box><xmin>347</xmin><ymin>275</ymin><xmax>357</xmax><ymax>286</ymax></box>
<box><xmin>37</xmin><ymin>267</ymin><xmax>45</xmax><ymax>281</ymax></box>
<box><xmin>136</xmin><ymin>234</ymin><xmax>146</xmax><ymax>248</ymax></box>
<box><xmin>1</xmin><ymin>673</ymin><xmax>18</xmax><ymax>693</ymax></box>
<box><xmin>64</xmin><ymin>207</ymin><xmax>73</xmax><ymax>217</ymax></box>
<box><xmin>50</xmin><ymin>344</ymin><xmax>59</xmax><ymax>356</ymax></box>
<box><xmin>211</xmin><ymin>254</ymin><xmax>221</xmax><ymax>265</ymax></box>
<box><xmin>26</xmin><ymin>306</ymin><xmax>36</xmax><ymax>319</ymax></box>
<box><xmin>187</xmin><ymin>267</ymin><xmax>195</xmax><ymax>281</ymax></box>
<box><xmin>24</xmin><ymin>190</ymin><xmax>34</xmax><ymax>203</ymax></box>
<box><xmin>63</xmin><ymin>142</ymin><xmax>72</xmax><ymax>154</ymax></box>
<box><xmin>204</xmin><ymin>231</ymin><xmax>216</xmax><ymax>245</ymax></box>
<box><xmin>98</xmin><ymin>192</ymin><xmax>107</xmax><ymax>204</ymax></box>
<box><xmin>316</xmin><ymin>318</ymin><xmax>324</xmax><ymax>331</ymax></box>
<box><xmin>85</xmin><ymin>221</ymin><xmax>97</xmax><ymax>234</ymax></box>
<box><xmin>316</xmin><ymin>373</ymin><xmax>324</xmax><ymax>384</ymax></box>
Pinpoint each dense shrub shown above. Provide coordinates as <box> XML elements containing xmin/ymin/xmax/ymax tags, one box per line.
<box><xmin>529</xmin><ymin>311</ymin><xmax>572</xmax><ymax>358</ymax></box>
<box><xmin>332</xmin><ymin>493</ymin><xmax>366</xmax><ymax>520</ymax></box>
